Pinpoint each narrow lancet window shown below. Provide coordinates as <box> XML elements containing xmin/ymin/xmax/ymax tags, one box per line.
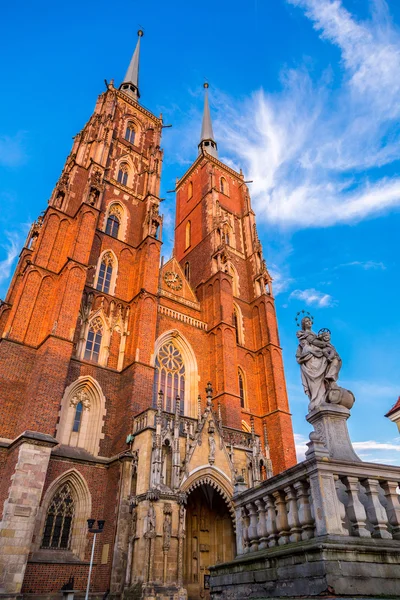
<box><xmin>125</xmin><ymin>123</ymin><xmax>135</xmax><ymax>144</ymax></box>
<box><xmin>84</xmin><ymin>319</ymin><xmax>103</xmax><ymax>363</ymax></box>
<box><xmin>96</xmin><ymin>253</ymin><xmax>113</xmax><ymax>294</ymax></box>
<box><xmin>72</xmin><ymin>402</ymin><xmax>83</xmax><ymax>433</ymax></box>
<box><xmin>106</xmin><ymin>214</ymin><xmax>120</xmax><ymax>238</ymax></box>
<box><xmin>239</xmin><ymin>370</ymin><xmax>245</xmax><ymax>408</ymax></box>
<box><xmin>117</xmin><ymin>164</ymin><xmax>128</xmax><ymax>186</ymax></box>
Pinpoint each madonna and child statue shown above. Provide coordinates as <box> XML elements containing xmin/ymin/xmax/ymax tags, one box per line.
<box><xmin>295</xmin><ymin>312</ymin><xmax>359</xmax><ymax>461</ymax></box>
<box><xmin>296</xmin><ymin>314</ymin><xmax>355</xmax><ymax>412</ymax></box>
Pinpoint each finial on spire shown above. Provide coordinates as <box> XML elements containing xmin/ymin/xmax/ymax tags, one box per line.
<box><xmin>199</xmin><ymin>83</ymin><xmax>218</xmax><ymax>159</ymax></box>
<box><xmin>120</xmin><ymin>30</ymin><xmax>144</xmax><ymax>101</ymax></box>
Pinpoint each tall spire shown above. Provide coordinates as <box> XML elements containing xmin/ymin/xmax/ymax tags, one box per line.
<box><xmin>199</xmin><ymin>83</ymin><xmax>218</xmax><ymax>159</ymax></box>
<box><xmin>120</xmin><ymin>30</ymin><xmax>143</xmax><ymax>101</ymax></box>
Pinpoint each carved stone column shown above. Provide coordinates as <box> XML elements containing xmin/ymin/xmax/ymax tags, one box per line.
<box><xmin>255</xmin><ymin>499</ymin><xmax>268</xmax><ymax>549</ymax></box>
<box><xmin>343</xmin><ymin>476</ymin><xmax>370</xmax><ymax>537</ymax></box>
<box><xmin>293</xmin><ymin>480</ymin><xmax>314</xmax><ymax>540</ymax></box>
<box><xmin>362</xmin><ymin>478</ymin><xmax>391</xmax><ymax>539</ymax></box>
<box><xmin>382</xmin><ymin>480</ymin><xmax>400</xmax><ymax>539</ymax></box>
<box><xmin>264</xmin><ymin>495</ymin><xmax>277</xmax><ymax>547</ymax></box>
<box><xmin>177</xmin><ymin>503</ymin><xmax>186</xmax><ymax>588</ymax></box>
<box><xmin>273</xmin><ymin>490</ymin><xmax>290</xmax><ymax>545</ymax></box>
<box><xmin>246</xmin><ymin>502</ymin><xmax>259</xmax><ymax>552</ymax></box>
<box><xmin>284</xmin><ymin>485</ymin><xmax>302</xmax><ymax>542</ymax></box>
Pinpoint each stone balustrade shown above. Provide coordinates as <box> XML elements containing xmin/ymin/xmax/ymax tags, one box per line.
<box><xmin>235</xmin><ymin>457</ymin><xmax>400</xmax><ymax>555</ymax></box>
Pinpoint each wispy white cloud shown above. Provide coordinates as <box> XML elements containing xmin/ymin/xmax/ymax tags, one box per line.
<box><xmin>210</xmin><ymin>0</ymin><xmax>400</xmax><ymax>229</ymax></box>
<box><xmin>0</xmin><ymin>229</ymin><xmax>28</xmax><ymax>293</ymax></box>
<box><xmin>335</xmin><ymin>260</ymin><xmax>386</xmax><ymax>270</ymax></box>
<box><xmin>0</xmin><ymin>132</ymin><xmax>28</xmax><ymax>168</ymax></box>
<box><xmin>342</xmin><ymin>379</ymin><xmax>400</xmax><ymax>399</ymax></box>
<box><xmin>289</xmin><ymin>287</ymin><xmax>335</xmax><ymax>307</ymax></box>
<box><xmin>295</xmin><ymin>432</ymin><xmax>400</xmax><ymax>464</ymax></box>
<box><xmin>294</xmin><ymin>433</ymin><xmax>309</xmax><ymax>462</ymax></box>
<box><xmin>268</xmin><ymin>264</ymin><xmax>294</xmax><ymax>296</ymax></box>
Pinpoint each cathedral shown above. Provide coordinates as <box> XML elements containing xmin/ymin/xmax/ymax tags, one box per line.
<box><xmin>0</xmin><ymin>32</ymin><xmax>296</xmax><ymax>600</ymax></box>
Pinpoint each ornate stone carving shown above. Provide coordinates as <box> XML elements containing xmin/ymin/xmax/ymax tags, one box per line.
<box><xmin>162</xmin><ymin>504</ymin><xmax>172</xmax><ymax>551</ymax></box>
<box><xmin>208</xmin><ymin>430</ymin><xmax>216</xmax><ymax>465</ymax></box>
<box><xmin>69</xmin><ymin>389</ymin><xmax>90</xmax><ymax>410</ymax></box>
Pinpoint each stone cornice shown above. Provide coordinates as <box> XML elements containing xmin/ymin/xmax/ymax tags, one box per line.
<box><xmin>8</xmin><ymin>431</ymin><xmax>58</xmax><ymax>451</ymax></box>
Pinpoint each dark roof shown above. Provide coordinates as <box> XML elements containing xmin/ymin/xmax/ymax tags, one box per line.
<box><xmin>385</xmin><ymin>396</ymin><xmax>400</xmax><ymax>418</ymax></box>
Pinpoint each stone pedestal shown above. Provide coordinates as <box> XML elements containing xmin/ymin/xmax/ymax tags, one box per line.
<box><xmin>306</xmin><ymin>403</ymin><xmax>360</xmax><ymax>462</ymax></box>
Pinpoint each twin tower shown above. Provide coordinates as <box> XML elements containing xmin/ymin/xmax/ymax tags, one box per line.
<box><xmin>0</xmin><ymin>33</ymin><xmax>296</xmax><ymax>600</ymax></box>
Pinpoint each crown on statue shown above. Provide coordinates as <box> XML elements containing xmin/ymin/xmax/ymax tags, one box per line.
<box><xmin>295</xmin><ymin>310</ymin><xmax>314</xmax><ymax>328</ymax></box>
<box><xmin>318</xmin><ymin>327</ymin><xmax>331</xmax><ymax>336</ymax></box>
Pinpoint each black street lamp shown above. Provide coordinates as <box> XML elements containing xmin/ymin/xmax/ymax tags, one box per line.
<box><xmin>85</xmin><ymin>519</ymin><xmax>105</xmax><ymax>600</ymax></box>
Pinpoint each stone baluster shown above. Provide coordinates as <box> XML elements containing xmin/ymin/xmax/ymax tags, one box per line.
<box><xmin>272</xmin><ymin>490</ymin><xmax>290</xmax><ymax>545</ymax></box>
<box><xmin>309</xmin><ymin>469</ymin><xmax>343</xmax><ymax>536</ymax></box>
<box><xmin>264</xmin><ymin>495</ymin><xmax>277</xmax><ymax>547</ymax></box>
<box><xmin>334</xmin><ymin>474</ymin><xmax>349</xmax><ymax>533</ymax></box>
<box><xmin>342</xmin><ymin>476</ymin><xmax>371</xmax><ymax>537</ymax></box>
<box><xmin>285</xmin><ymin>485</ymin><xmax>302</xmax><ymax>542</ymax></box>
<box><xmin>362</xmin><ymin>478</ymin><xmax>392</xmax><ymax>539</ymax></box>
<box><xmin>246</xmin><ymin>502</ymin><xmax>260</xmax><ymax>552</ymax></box>
<box><xmin>381</xmin><ymin>480</ymin><xmax>400</xmax><ymax>540</ymax></box>
<box><xmin>241</xmin><ymin>506</ymin><xmax>250</xmax><ymax>554</ymax></box>
<box><xmin>293</xmin><ymin>480</ymin><xmax>314</xmax><ymax>540</ymax></box>
<box><xmin>255</xmin><ymin>499</ymin><xmax>268</xmax><ymax>549</ymax></box>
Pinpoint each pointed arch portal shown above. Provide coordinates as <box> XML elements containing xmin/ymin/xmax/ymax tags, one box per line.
<box><xmin>184</xmin><ymin>483</ymin><xmax>235</xmax><ymax>600</ymax></box>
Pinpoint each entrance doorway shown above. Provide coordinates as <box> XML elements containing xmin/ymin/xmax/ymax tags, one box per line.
<box><xmin>184</xmin><ymin>484</ymin><xmax>235</xmax><ymax>600</ymax></box>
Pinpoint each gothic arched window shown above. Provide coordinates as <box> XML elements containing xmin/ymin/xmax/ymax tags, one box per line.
<box><xmin>229</xmin><ymin>264</ymin><xmax>239</xmax><ymax>296</ymax></box>
<box><xmin>233</xmin><ymin>308</ymin><xmax>240</xmax><ymax>345</ymax></box>
<box><xmin>220</xmin><ymin>177</ymin><xmax>227</xmax><ymax>194</ymax></box>
<box><xmin>117</xmin><ymin>163</ymin><xmax>128</xmax><ymax>186</ymax></box>
<box><xmin>185</xmin><ymin>221</ymin><xmax>191</xmax><ymax>250</ymax></box>
<box><xmin>238</xmin><ymin>369</ymin><xmax>245</xmax><ymax>409</ymax></box>
<box><xmin>72</xmin><ymin>402</ymin><xmax>83</xmax><ymax>433</ymax></box>
<box><xmin>125</xmin><ymin>123</ymin><xmax>135</xmax><ymax>144</ymax></box>
<box><xmin>106</xmin><ymin>214</ymin><xmax>120</xmax><ymax>238</ymax></box>
<box><xmin>153</xmin><ymin>342</ymin><xmax>185</xmax><ymax>413</ymax></box>
<box><xmin>184</xmin><ymin>261</ymin><xmax>190</xmax><ymax>280</ymax></box>
<box><xmin>96</xmin><ymin>252</ymin><xmax>114</xmax><ymax>294</ymax></box>
<box><xmin>188</xmin><ymin>181</ymin><xmax>193</xmax><ymax>200</ymax></box>
<box><xmin>41</xmin><ymin>483</ymin><xmax>75</xmax><ymax>550</ymax></box>
<box><xmin>84</xmin><ymin>318</ymin><xmax>103</xmax><ymax>363</ymax></box>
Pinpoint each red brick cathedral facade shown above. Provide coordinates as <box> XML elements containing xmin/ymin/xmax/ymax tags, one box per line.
<box><xmin>0</xmin><ymin>33</ymin><xmax>295</xmax><ymax>600</ymax></box>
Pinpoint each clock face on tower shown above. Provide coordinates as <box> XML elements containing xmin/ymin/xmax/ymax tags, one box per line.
<box><xmin>164</xmin><ymin>271</ymin><xmax>183</xmax><ymax>291</ymax></box>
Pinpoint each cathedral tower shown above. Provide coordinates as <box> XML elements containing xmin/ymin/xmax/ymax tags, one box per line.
<box><xmin>0</xmin><ymin>40</ymin><xmax>295</xmax><ymax>600</ymax></box>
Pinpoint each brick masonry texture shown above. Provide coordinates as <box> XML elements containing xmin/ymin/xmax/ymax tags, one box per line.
<box><xmin>0</xmin><ymin>80</ymin><xmax>296</xmax><ymax>595</ymax></box>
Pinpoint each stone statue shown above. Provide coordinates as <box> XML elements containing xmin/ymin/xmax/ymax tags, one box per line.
<box><xmin>296</xmin><ymin>317</ymin><xmax>354</xmax><ymax>412</ymax></box>
<box><xmin>147</xmin><ymin>502</ymin><xmax>156</xmax><ymax>534</ymax></box>
<box><xmin>208</xmin><ymin>433</ymin><xmax>216</xmax><ymax>464</ymax></box>
<box><xmin>163</xmin><ymin>505</ymin><xmax>172</xmax><ymax>551</ymax></box>
<box><xmin>179</xmin><ymin>503</ymin><xmax>186</xmax><ymax>535</ymax></box>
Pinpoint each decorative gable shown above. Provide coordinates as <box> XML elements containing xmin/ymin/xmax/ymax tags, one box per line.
<box><xmin>160</xmin><ymin>257</ymin><xmax>198</xmax><ymax>304</ymax></box>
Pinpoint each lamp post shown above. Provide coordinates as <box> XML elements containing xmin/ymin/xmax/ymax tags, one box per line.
<box><xmin>85</xmin><ymin>518</ymin><xmax>105</xmax><ymax>600</ymax></box>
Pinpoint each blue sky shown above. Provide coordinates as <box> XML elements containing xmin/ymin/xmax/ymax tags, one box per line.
<box><xmin>1</xmin><ymin>0</ymin><xmax>400</xmax><ymax>464</ymax></box>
